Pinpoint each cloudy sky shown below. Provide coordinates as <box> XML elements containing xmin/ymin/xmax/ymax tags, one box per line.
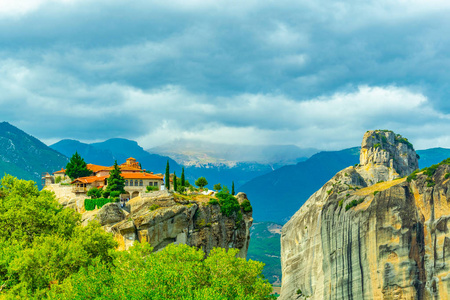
<box><xmin>1</xmin><ymin>0</ymin><xmax>450</xmax><ymax>150</ymax></box>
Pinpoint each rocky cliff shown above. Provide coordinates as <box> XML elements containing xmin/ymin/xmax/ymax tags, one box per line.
<box><xmin>45</xmin><ymin>186</ymin><xmax>252</xmax><ymax>258</ymax></box>
<box><xmin>280</xmin><ymin>130</ymin><xmax>450</xmax><ymax>300</ymax></box>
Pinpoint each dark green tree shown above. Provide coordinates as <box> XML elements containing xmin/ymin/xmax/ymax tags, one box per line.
<box><xmin>65</xmin><ymin>152</ymin><xmax>92</xmax><ymax>180</ymax></box>
<box><xmin>105</xmin><ymin>161</ymin><xmax>125</xmax><ymax>200</ymax></box>
<box><xmin>213</xmin><ymin>183</ymin><xmax>222</xmax><ymax>191</ymax></box>
<box><xmin>195</xmin><ymin>177</ymin><xmax>208</xmax><ymax>188</ymax></box>
<box><xmin>87</xmin><ymin>187</ymin><xmax>102</xmax><ymax>199</ymax></box>
<box><xmin>232</xmin><ymin>181</ymin><xmax>235</xmax><ymax>195</ymax></box>
<box><xmin>181</xmin><ymin>167</ymin><xmax>185</xmax><ymax>187</ymax></box>
<box><xmin>165</xmin><ymin>160</ymin><xmax>170</xmax><ymax>190</ymax></box>
<box><xmin>173</xmin><ymin>172</ymin><xmax>177</xmax><ymax>192</ymax></box>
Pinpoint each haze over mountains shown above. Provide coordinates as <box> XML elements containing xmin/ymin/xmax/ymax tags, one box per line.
<box><xmin>148</xmin><ymin>139</ymin><xmax>316</xmax><ymax>167</ymax></box>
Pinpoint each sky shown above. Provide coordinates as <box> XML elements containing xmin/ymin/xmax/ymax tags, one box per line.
<box><xmin>1</xmin><ymin>0</ymin><xmax>450</xmax><ymax>150</ymax></box>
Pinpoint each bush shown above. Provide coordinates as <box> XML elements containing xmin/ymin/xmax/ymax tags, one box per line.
<box><xmin>149</xmin><ymin>204</ymin><xmax>160</xmax><ymax>211</ymax></box>
<box><xmin>146</xmin><ymin>186</ymin><xmax>159</xmax><ymax>192</ymax></box>
<box><xmin>373</xmin><ymin>143</ymin><xmax>381</xmax><ymax>148</ymax></box>
<box><xmin>338</xmin><ymin>199</ymin><xmax>343</xmax><ymax>207</ymax></box>
<box><xmin>109</xmin><ymin>191</ymin><xmax>121</xmax><ymax>201</ymax></box>
<box><xmin>240</xmin><ymin>199</ymin><xmax>252</xmax><ymax>212</ymax></box>
<box><xmin>345</xmin><ymin>198</ymin><xmax>364</xmax><ymax>211</ymax></box>
<box><xmin>176</xmin><ymin>185</ymin><xmax>185</xmax><ymax>194</ymax></box>
<box><xmin>195</xmin><ymin>177</ymin><xmax>208</xmax><ymax>188</ymax></box>
<box><xmin>445</xmin><ymin>173</ymin><xmax>450</xmax><ymax>179</ymax></box>
<box><xmin>102</xmin><ymin>190</ymin><xmax>110</xmax><ymax>199</ymax></box>
<box><xmin>84</xmin><ymin>198</ymin><xmax>112</xmax><ymax>211</ymax></box>
<box><xmin>216</xmin><ymin>191</ymin><xmax>240</xmax><ymax>217</ymax></box>
<box><xmin>55</xmin><ymin>176</ymin><xmax>62</xmax><ymax>184</ymax></box>
<box><xmin>87</xmin><ymin>187</ymin><xmax>102</xmax><ymax>199</ymax></box>
<box><xmin>209</xmin><ymin>198</ymin><xmax>219</xmax><ymax>205</ymax></box>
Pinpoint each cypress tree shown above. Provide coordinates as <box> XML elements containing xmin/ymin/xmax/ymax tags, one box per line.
<box><xmin>165</xmin><ymin>160</ymin><xmax>170</xmax><ymax>190</ymax></box>
<box><xmin>174</xmin><ymin>172</ymin><xmax>177</xmax><ymax>192</ymax></box>
<box><xmin>106</xmin><ymin>161</ymin><xmax>125</xmax><ymax>200</ymax></box>
<box><xmin>232</xmin><ymin>181</ymin><xmax>235</xmax><ymax>195</ymax></box>
<box><xmin>181</xmin><ymin>167</ymin><xmax>185</xmax><ymax>187</ymax></box>
<box><xmin>65</xmin><ymin>151</ymin><xmax>92</xmax><ymax>180</ymax></box>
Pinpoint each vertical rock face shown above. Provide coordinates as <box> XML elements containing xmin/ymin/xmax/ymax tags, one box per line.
<box><xmin>358</xmin><ymin>130</ymin><xmax>419</xmax><ymax>185</ymax></box>
<box><xmin>71</xmin><ymin>191</ymin><xmax>252</xmax><ymax>258</ymax></box>
<box><xmin>280</xmin><ymin>130</ymin><xmax>450</xmax><ymax>300</ymax></box>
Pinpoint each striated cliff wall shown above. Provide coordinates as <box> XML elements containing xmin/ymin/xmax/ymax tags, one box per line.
<box><xmin>280</xmin><ymin>130</ymin><xmax>450</xmax><ymax>300</ymax></box>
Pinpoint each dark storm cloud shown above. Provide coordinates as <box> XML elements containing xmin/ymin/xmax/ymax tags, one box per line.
<box><xmin>1</xmin><ymin>0</ymin><xmax>450</xmax><ymax>149</ymax></box>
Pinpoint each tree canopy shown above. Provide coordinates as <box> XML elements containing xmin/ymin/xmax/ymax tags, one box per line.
<box><xmin>105</xmin><ymin>161</ymin><xmax>125</xmax><ymax>199</ymax></box>
<box><xmin>65</xmin><ymin>152</ymin><xmax>92</xmax><ymax>180</ymax></box>
<box><xmin>0</xmin><ymin>175</ymin><xmax>273</xmax><ymax>299</ymax></box>
<box><xmin>195</xmin><ymin>177</ymin><xmax>208</xmax><ymax>188</ymax></box>
<box><xmin>165</xmin><ymin>160</ymin><xmax>170</xmax><ymax>190</ymax></box>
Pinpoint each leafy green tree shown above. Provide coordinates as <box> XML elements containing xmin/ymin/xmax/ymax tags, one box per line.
<box><xmin>181</xmin><ymin>167</ymin><xmax>185</xmax><ymax>187</ymax></box>
<box><xmin>165</xmin><ymin>160</ymin><xmax>170</xmax><ymax>190</ymax></box>
<box><xmin>213</xmin><ymin>183</ymin><xmax>222</xmax><ymax>191</ymax></box>
<box><xmin>0</xmin><ymin>175</ymin><xmax>117</xmax><ymax>297</ymax></box>
<box><xmin>195</xmin><ymin>177</ymin><xmax>208</xmax><ymax>188</ymax></box>
<box><xmin>50</xmin><ymin>243</ymin><xmax>273</xmax><ymax>300</ymax></box>
<box><xmin>232</xmin><ymin>181</ymin><xmax>235</xmax><ymax>195</ymax></box>
<box><xmin>105</xmin><ymin>161</ymin><xmax>125</xmax><ymax>200</ymax></box>
<box><xmin>87</xmin><ymin>187</ymin><xmax>102</xmax><ymax>199</ymax></box>
<box><xmin>173</xmin><ymin>172</ymin><xmax>178</xmax><ymax>192</ymax></box>
<box><xmin>65</xmin><ymin>152</ymin><xmax>92</xmax><ymax>180</ymax></box>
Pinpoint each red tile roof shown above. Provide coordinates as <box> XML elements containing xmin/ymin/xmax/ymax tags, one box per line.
<box><xmin>53</xmin><ymin>168</ymin><xmax>66</xmax><ymax>174</ymax></box>
<box><xmin>72</xmin><ymin>176</ymin><xmax>107</xmax><ymax>184</ymax></box>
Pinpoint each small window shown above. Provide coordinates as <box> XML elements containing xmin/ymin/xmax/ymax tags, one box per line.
<box><xmin>130</xmin><ymin>180</ymin><xmax>133</xmax><ymax>186</ymax></box>
<box><xmin>148</xmin><ymin>182</ymin><xmax>153</xmax><ymax>186</ymax></box>
<box><xmin>135</xmin><ymin>180</ymin><xmax>138</xmax><ymax>186</ymax></box>
<box><xmin>139</xmin><ymin>180</ymin><xmax>143</xmax><ymax>186</ymax></box>
<box><xmin>125</xmin><ymin>180</ymin><xmax>128</xmax><ymax>186</ymax></box>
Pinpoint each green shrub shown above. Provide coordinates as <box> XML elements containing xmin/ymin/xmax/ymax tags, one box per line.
<box><xmin>176</xmin><ymin>185</ymin><xmax>185</xmax><ymax>194</ymax></box>
<box><xmin>149</xmin><ymin>204</ymin><xmax>161</xmax><ymax>211</ymax></box>
<box><xmin>146</xmin><ymin>186</ymin><xmax>159</xmax><ymax>192</ymax></box>
<box><xmin>240</xmin><ymin>199</ymin><xmax>252</xmax><ymax>212</ymax></box>
<box><xmin>109</xmin><ymin>191</ymin><xmax>121</xmax><ymax>201</ymax></box>
<box><xmin>373</xmin><ymin>191</ymin><xmax>379</xmax><ymax>196</ymax></box>
<box><xmin>216</xmin><ymin>191</ymin><xmax>240</xmax><ymax>217</ymax></box>
<box><xmin>84</xmin><ymin>198</ymin><xmax>111</xmax><ymax>211</ymax></box>
<box><xmin>297</xmin><ymin>289</ymin><xmax>302</xmax><ymax>295</ymax></box>
<box><xmin>445</xmin><ymin>173</ymin><xmax>450</xmax><ymax>179</ymax></box>
<box><xmin>338</xmin><ymin>199</ymin><xmax>343</xmax><ymax>207</ymax></box>
<box><xmin>345</xmin><ymin>198</ymin><xmax>365</xmax><ymax>211</ymax></box>
<box><xmin>209</xmin><ymin>198</ymin><xmax>219</xmax><ymax>205</ymax></box>
<box><xmin>87</xmin><ymin>187</ymin><xmax>102</xmax><ymax>199</ymax></box>
<box><xmin>55</xmin><ymin>176</ymin><xmax>62</xmax><ymax>184</ymax></box>
<box><xmin>102</xmin><ymin>190</ymin><xmax>110</xmax><ymax>199</ymax></box>
<box><xmin>327</xmin><ymin>189</ymin><xmax>332</xmax><ymax>195</ymax></box>
<box><xmin>373</xmin><ymin>143</ymin><xmax>381</xmax><ymax>148</ymax></box>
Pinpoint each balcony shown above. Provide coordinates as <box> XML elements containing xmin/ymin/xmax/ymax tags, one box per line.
<box><xmin>72</xmin><ymin>186</ymin><xmax>87</xmax><ymax>193</ymax></box>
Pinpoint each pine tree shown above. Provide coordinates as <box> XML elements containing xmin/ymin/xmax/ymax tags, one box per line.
<box><xmin>65</xmin><ymin>152</ymin><xmax>92</xmax><ymax>180</ymax></box>
<box><xmin>165</xmin><ymin>160</ymin><xmax>170</xmax><ymax>190</ymax></box>
<box><xmin>106</xmin><ymin>161</ymin><xmax>125</xmax><ymax>199</ymax></box>
<box><xmin>232</xmin><ymin>181</ymin><xmax>235</xmax><ymax>195</ymax></box>
<box><xmin>181</xmin><ymin>167</ymin><xmax>185</xmax><ymax>187</ymax></box>
<box><xmin>173</xmin><ymin>172</ymin><xmax>177</xmax><ymax>192</ymax></box>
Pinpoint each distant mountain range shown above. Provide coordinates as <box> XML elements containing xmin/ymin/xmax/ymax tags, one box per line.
<box><xmin>0</xmin><ymin>122</ymin><xmax>68</xmax><ymax>188</ymax></box>
<box><xmin>240</xmin><ymin>147</ymin><xmax>361</xmax><ymax>223</ymax></box>
<box><xmin>148</xmin><ymin>138</ymin><xmax>316</xmax><ymax>167</ymax></box>
<box><xmin>50</xmin><ymin>139</ymin><xmax>183</xmax><ymax>176</ymax></box>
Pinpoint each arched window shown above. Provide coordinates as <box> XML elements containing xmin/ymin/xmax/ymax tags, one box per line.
<box><xmin>125</xmin><ymin>180</ymin><xmax>128</xmax><ymax>186</ymax></box>
<box><xmin>139</xmin><ymin>180</ymin><xmax>143</xmax><ymax>186</ymax></box>
<box><xmin>130</xmin><ymin>180</ymin><xmax>133</xmax><ymax>186</ymax></box>
<box><xmin>135</xmin><ymin>180</ymin><xmax>138</xmax><ymax>186</ymax></box>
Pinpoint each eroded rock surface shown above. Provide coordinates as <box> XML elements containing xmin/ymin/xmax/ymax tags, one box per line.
<box><xmin>280</xmin><ymin>130</ymin><xmax>450</xmax><ymax>300</ymax></box>
<box><xmin>48</xmin><ymin>186</ymin><xmax>253</xmax><ymax>258</ymax></box>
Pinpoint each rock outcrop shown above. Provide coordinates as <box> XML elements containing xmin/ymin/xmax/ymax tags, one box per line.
<box><xmin>280</xmin><ymin>130</ymin><xmax>450</xmax><ymax>300</ymax></box>
<box><xmin>48</xmin><ymin>186</ymin><xmax>253</xmax><ymax>258</ymax></box>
